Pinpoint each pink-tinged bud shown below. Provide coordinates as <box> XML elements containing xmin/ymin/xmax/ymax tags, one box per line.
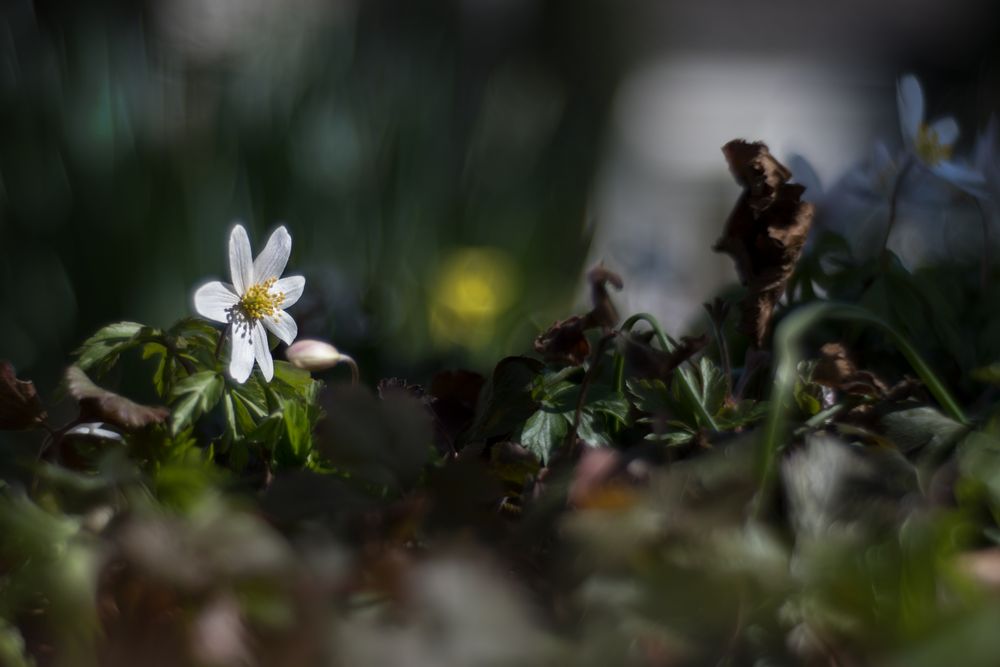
<box><xmin>285</xmin><ymin>340</ymin><xmax>359</xmax><ymax>384</ymax></box>
<box><xmin>286</xmin><ymin>339</ymin><xmax>344</xmax><ymax>370</ymax></box>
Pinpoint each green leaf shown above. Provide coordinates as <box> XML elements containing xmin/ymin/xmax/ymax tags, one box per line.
<box><xmin>168</xmin><ymin>371</ymin><xmax>224</xmax><ymax>436</ymax></box>
<box><xmin>879</xmin><ymin>407</ymin><xmax>968</xmax><ymax>456</ymax></box>
<box><xmin>645</xmin><ymin>429</ymin><xmax>695</xmax><ymax>447</ymax></box>
<box><xmin>628</xmin><ymin>378</ymin><xmax>672</xmax><ymax>415</ymax></box>
<box><xmin>519</xmin><ymin>409</ymin><xmax>569</xmax><ymax>464</ymax></box>
<box><xmin>577</xmin><ymin>408</ymin><xmax>613</xmax><ymax>448</ymax></box>
<box><xmin>273</xmin><ymin>399</ymin><xmax>314</xmax><ymax>468</ymax></box>
<box><xmin>696</xmin><ymin>356</ymin><xmax>728</xmax><ymax>417</ymax></box>
<box><xmin>465</xmin><ymin>356</ymin><xmax>543</xmax><ymax>444</ymax></box>
<box><xmin>75</xmin><ymin>321</ymin><xmax>151</xmax><ymax>372</ymax></box>
<box><xmin>588</xmin><ymin>391</ymin><xmax>630</xmax><ymax>422</ymax></box>
<box><xmin>972</xmin><ymin>363</ymin><xmax>1000</xmax><ymax>384</ymax></box>
<box><xmin>272</xmin><ymin>361</ymin><xmax>319</xmax><ymax>400</ymax></box>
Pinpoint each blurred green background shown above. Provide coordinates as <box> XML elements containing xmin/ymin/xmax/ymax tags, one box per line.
<box><xmin>5</xmin><ymin>0</ymin><xmax>1000</xmax><ymax>399</ymax></box>
<box><xmin>0</xmin><ymin>0</ymin><xmax>628</xmax><ymax>394</ymax></box>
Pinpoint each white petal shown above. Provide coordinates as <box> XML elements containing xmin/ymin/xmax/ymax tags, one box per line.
<box><xmin>872</xmin><ymin>141</ymin><xmax>895</xmax><ymax>172</ymax></box>
<box><xmin>253</xmin><ymin>225</ymin><xmax>292</xmax><ymax>282</ymax></box>
<box><xmin>930</xmin><ymin>161</ymin><xmax>988</xmax><ymax>197</ymax></box>
<box><xmin>193</xmin><ymin>281</ymin><xmax>239</xmax><ymax>323</ymax></box>
<box><xmin>228</xmin><ymin>224</ymin><xmax>254</xmax><ymax>294</ymax></box>
<box><xmin>229</xmin><ymin>326</ymin><xmax>256</xmax><ymax>383</ymax></box>
<box><xmin>273</xmin><ymin>275</ymin><xmax>305</xmax><ymax>309</ymax></box>
<box><xmin>263</xmin><ymin>312</ymin><xmax>298</xmax><ymax>345</ymax></box>
<box><xmin>929</xmin><ymin>116</ymin><xmax>959</xmax><ymax>146</ymax></box>
<box><xmin>897</xmin><ymin>74</ymin><xmax>924</xmax><ymax>144</ymax></box>
<box><xmin>252</xmin><ymin>321</ymin><xmax>274</xmax><ymax>382</ymax></box>
<box><xmin>66</xmin><ymin>422</ymin><xmax>124</xmax><ymax>442</ymax></box>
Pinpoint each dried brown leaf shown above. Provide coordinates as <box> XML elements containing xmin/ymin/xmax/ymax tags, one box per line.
<box><xmin>584</xmin><ymin>265</ymin><xmax>624</xmax><ymax>330</ymax></box>
<box><xmin>533</xmin><ymin>315</ymin><xmax>591</xmax><ymax>366</ymax></box>
<box><xmin>65</xmin><ymin>365</ymin><xmax>169</xmax><ymax>431</ymax></box>
<box><xmin>0</xmin><ymin>360</ymin><xmax>46</xmax><ymax>430</ymax></box>
<box><xmin>714</xmin><ymin>140</ymin><xmax>814</xmax><ymax>347</ymax></box>
<box><xmin>812</xmin><ymin>343</ymin><xmax>889</xmax><ymax>397</ymax></box>
<box><xmin>623</xmin><ymin>333</ymin><xmax>708</xmax><ymax>381</ymax></box>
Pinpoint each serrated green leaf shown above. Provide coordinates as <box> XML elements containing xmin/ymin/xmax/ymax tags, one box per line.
<box><xmin>628</xmin><ymin>378</ymin><xmax>672</xmax><ymax>415</ymax></box>
<box><xmin>168</xmin><ymin>371</ymin><xmax>224</xmax><ymax>436</ymax></box>
<box><xmin>272</xmin><ymin>361</ymin><xmax>319</xmax><ymax>400</ymax></box>
<box><xmin>588</xmin><ymin>391</ymin><xmax>630</xmax><ymax>422</ymax></box>
<box><xmin>75</xmin><ymin>321</ymin><xmax>148</xmax><ymax>371</ymax></box>
<box><xmin>274</xmin><ymin>399</ymin><xmax>313</xmax><ymax>468</ymax></box>
<box><xmin>697</xmin><ymin>356</ymin><xmax>728</xmax><ymax>417</ymax></box>
<box><xmin>577</xmin><ymin>408</ymin><xmax>613</xmax><ymax>448</ymax></box>
<box><xmin>519</xmin><ymin>409</ymin><xmax>569</xmax><ymax>464</ymax></box>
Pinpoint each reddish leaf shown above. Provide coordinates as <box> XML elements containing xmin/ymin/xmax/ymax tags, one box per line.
<box><xmin>0</xmin><ymin>360</ymin><xmax>46</xmax><ymax>430</ymax></box>
<box><xmin>533</xmin><ymin>315</ymin><xmax>591</xmax><ymax>366</ymax></box>
<box><xmin>65</xmin><ymin>366</ymin><xmax>169</xmax><ymax>431</ymax></box>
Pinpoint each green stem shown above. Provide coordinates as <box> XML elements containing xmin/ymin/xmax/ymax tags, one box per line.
<box><xmin>611</xmin><ymin>350</ymin><xmax>626</xmax><ymax>434</ymax></box>
<box><xmin>880</xmin><ymin>157</ymin><xmax>914</xmax><ymax>268</ymax></box>
<box><xmin>753</xmin><ymin>301</ymin><xmax>967</xmax><ymax>516</ymax></box>
<box><xmin>620</xmin><ymin>312</ymin><xmax>720</xmax><ymax>432</ymax></box>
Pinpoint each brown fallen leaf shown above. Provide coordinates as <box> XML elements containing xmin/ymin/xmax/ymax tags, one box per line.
<box><xmin>623</xmin><ymin>332</ymin><xmax>708</xmax><ymax>381</ymax></box>
<box><xmin>534</xmin><ymin>265</ymin><xmax>624</xmax><ymax>366</ymax></box>
<box><xmin>582</xmin><ymin>265</ymin><xmax>624</xmax><ymax>330</ymax></box>
<box><xmin>812</xmin><ymin>343</ymin><xmax>889</xmax><ymax>397</ymax></box>
<box><xmin>714</xmin><ymin>140</ymin><xmax>814</xmax><ymax>347</ymax></box>
<box><xmin>65</xmin><ymin>365</ymin><xmax>169</xmax><ymax>431</ymax></box>
<box><xmin>533</xmin><ymin>315</ymin><xmax>591</xmax><ymax>366</ymax></box>
<box><xmin>0</xmin><ymin>360</ymin><xmax>47</xmax><ymax>430</ymax></box>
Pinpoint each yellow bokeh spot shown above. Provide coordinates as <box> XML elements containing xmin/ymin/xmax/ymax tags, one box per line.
<box><xmin>430</xmin><ymin>247</ymin><xmax>516</xmax><ymax>348</ymax></box>
<box><xmin>915</xmin><ymin>123</ymin><xmax>953</xmax><ymax>166</ymax></box>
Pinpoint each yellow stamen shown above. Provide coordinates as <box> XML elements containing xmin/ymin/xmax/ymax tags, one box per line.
<box><xmin>915</xmin><ymin>123</ymin><xmax>953</xmax><ymax>166</ymax></box>
<box><xmin>236</xmin><ymin>277</ymin><xmax>285</xmax><ymax>322</ymax></box>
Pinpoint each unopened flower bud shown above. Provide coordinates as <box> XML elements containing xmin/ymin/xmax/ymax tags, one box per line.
<box><xmin>286</xmin><ymin>339</ymin><xmax>343</xmax><ymax>370</ymax></box>
<box><xmin>286</xmin><ymin>340</ymin><xmax>359</xmax><ymax>384</ymax></box>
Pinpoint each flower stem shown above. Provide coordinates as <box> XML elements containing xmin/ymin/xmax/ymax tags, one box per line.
<box><xmin>619</xmin><ymin>312</ymin><xmax>720</xmax><ymax>432</ymax></box>
<box><xmin>215</xmin><ymin>325</ymin><xmax>230</xmax><ymax>361</ymax></box>
<box><xmin>972</xmin><ymin>195</ymin><xmax>992</xmax><ymax>290</ymax></box>
<box><xmin>879</xmin><ymin>156</ymin><xmax>914</xmax><ymax>267</ymax></box>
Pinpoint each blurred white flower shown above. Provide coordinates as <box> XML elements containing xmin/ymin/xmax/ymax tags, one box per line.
<box><xmin>66</xmin><ymin>422</ymin><xmax>124</xmax><ymax>442</ymax></box>
<box><xmin>194</xmin><ymin>224</ymin><xmax>305</xmax><ymax>383</ymax></box>
<box><xmin>897</xmin><ymin>74</ymin><xmax>986</xmax><ymax>197</ymax></box>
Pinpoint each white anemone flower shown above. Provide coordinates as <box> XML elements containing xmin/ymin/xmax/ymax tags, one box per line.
<box><xmin>194</xmin><ymin>224</ymin><xmax>305</xmax><ymax>383</ymax></box>
<box><xmin>897</xmin><ymin>74</ymin><xmax>986</xmax><ymax>197</ymax></box>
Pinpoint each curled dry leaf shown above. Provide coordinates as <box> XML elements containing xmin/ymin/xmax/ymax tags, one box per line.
<box><xmin>0</xmin><ymin>360</ymin><xmax>47</xmax><ymax>430</ymax></box>
<box><xmin>533</xmin><ymin>315</ymin><xmax>590</xmax><ymax>366</ymax></box>
<box><xmin>583</xmin><ymin>265</ymin><xmax>624</xmax><ymax>330</ymax></box>
<box><xmin>534</xmin><ymin>265</ymin><xmax>624</xmax><ymax>365</ymax></box>
<box><xmin>714</xmin><ymin>140</ymin><xmax>814</xmax><ymax>347</ymax></box>
<box><xmin>623</xmin><ymin>332</ymin><xmax>708</xmax><ymax>381</ymax></box>
<box><xmin>65</xmin><ymin>365</ymin><xmax>169</xmax><ymax>431</ymax></box>
<box><xmin>812</xmin><ymin>343</ymin><xmax>889</xmax><ymax>397</ymax></box>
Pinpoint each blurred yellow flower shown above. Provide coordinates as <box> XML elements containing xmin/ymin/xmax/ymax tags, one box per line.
<box><xmin>430</xmin><ymin>247</ymin><xmax>516</xmax><ymax>348</ymax></box>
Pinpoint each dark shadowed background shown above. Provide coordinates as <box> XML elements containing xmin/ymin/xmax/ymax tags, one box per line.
<box><xmin>3</xmin><ymin>0</ymin><xmax>1000</xmax><ymax>395</ymax></box>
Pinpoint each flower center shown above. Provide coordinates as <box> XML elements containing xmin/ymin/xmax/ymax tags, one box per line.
<box><xmin>915</xmin><ymin>123</ymin><xmax>953</xmax><ymax>166</ymax></box>
<box><xmin>231</xmin><ymin>278</ymin><xmax>285</xmax><ymax>327</ymax></box>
